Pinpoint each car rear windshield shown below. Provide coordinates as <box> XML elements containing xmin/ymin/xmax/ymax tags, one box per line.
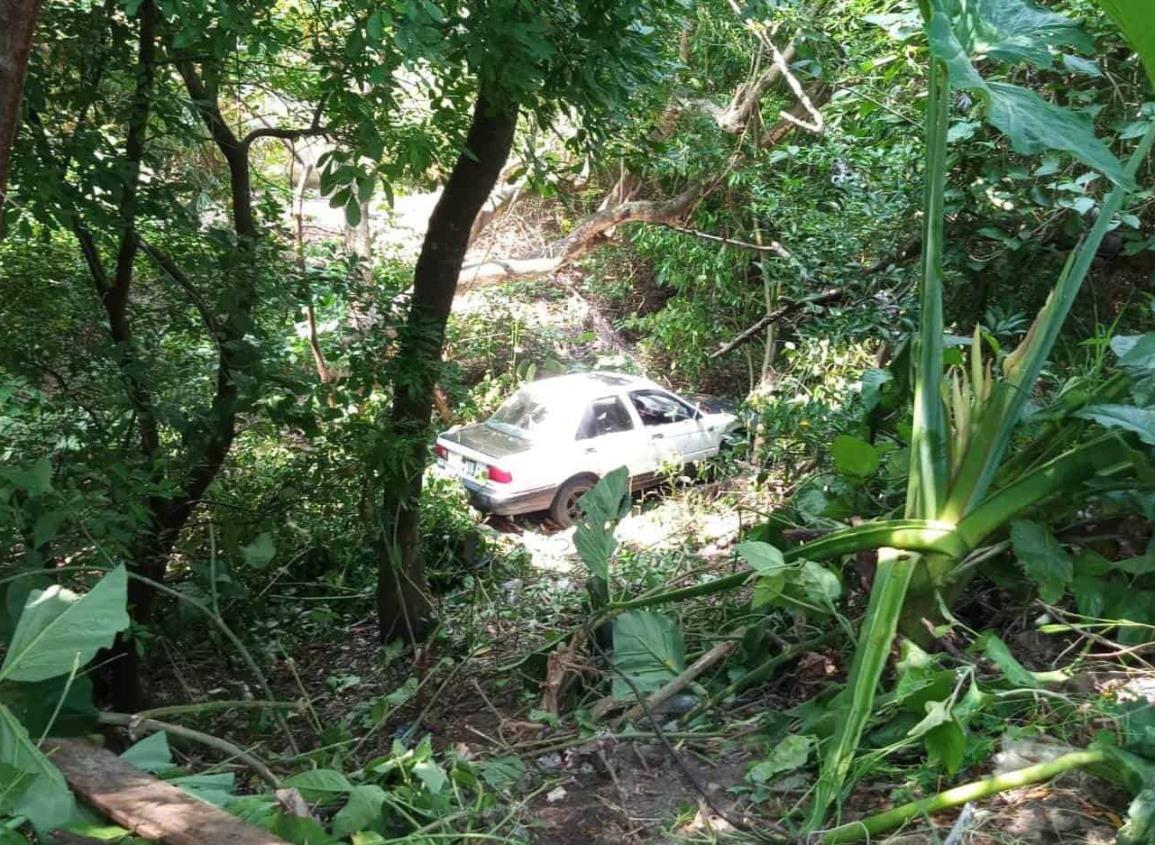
<box><xmin>486</xmin><ymin>391</ymin><xmax>551</xmax><ymax>437</ymax></box>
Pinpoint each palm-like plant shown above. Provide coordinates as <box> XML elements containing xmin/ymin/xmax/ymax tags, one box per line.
<box><xmin>805</xmin><ymin>0</ymin><xmax>1155</xmax><ymax>828</ymax></box>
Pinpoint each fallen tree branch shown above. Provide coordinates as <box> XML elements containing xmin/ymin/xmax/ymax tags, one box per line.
<box><xmin>459</xmin><ymin>182</ymin><xmax>703</xmax><ymax>289</ymax></box>
<box><xmin>709</xmin><ymin>287</ymin><xmax>842</xmax><ymax>359</ymax></box>
<box><xmin>97</xmin><ymin>711</ymin><xmax>281</xmax><ymax>789</ymax></box>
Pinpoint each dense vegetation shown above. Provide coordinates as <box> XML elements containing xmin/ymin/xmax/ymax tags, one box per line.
<box><xmin>4</xmin><ymin>0</ymin><xmax>1155</xmax><ymax>843</ymax></box>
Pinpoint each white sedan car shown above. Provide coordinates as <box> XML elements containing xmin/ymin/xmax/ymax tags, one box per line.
<box><xmin>434</xmin><ymin>372</ymin><xmax>740</xmax><ymax>527</ymax></box>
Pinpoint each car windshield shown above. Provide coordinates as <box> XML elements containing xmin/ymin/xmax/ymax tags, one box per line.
<box><xmin>486</xmin><ymin>390</ymin><xmax>551</xmax><ymax>438</ymax></box>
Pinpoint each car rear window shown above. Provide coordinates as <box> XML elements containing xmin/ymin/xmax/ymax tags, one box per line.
<box><xmin>577</xmin><ymin>396</ymin><xmax>635</xmax><ymax>440</ymax></box>
<box><xmin>486</xmin><ymin>391</ymin><xmax>551</xmax><ymax>436</ymax></box>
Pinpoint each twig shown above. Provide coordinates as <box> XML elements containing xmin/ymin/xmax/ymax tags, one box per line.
<box><xmin>135</xmin><ymin>700</ymin><xmax>302</xmax><ymax>720</ymax></box>
<box><xmin>97</xmin><ymin>711</ymin><xmax>281</xmax><ymax>789</ymax></box>
<box><xmin>616</xmin><ymin>638</ymin><xmax>738</xmax><ymax>726</ymax></box>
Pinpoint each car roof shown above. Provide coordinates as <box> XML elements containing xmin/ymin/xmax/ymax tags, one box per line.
<box><xmin>520</xmin><ymin>371</ymin><xmax>660</xmax><ymax>403</ymax></box>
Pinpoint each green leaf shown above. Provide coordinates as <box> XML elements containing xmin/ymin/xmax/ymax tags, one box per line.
<box><xmin>1010</xmin><ymin>520</ymin><xmax>1072</xmax><ymax>603</ymax></box>
<box><xmin>1111</xmin><ymin>333</ymin><xmax>1155</xmax><ymax>370</ymax></box>
<box><xmin>985</xmin><ymin>83</ymin><xmax>1128</xmax><ymax>187</ymax></box>
<box><xmin>795</xmin><ymin>561</ymin><xmax>843</xmax><ymax>609</ymax></box>
<box><xmin>574</xmin><ymin>523</ymin><xmax>616</xmax><ymax>582</ymax></box>
<box><xmin>332</xmin><ymin>785</ymin><xmax>387</xmax><ymax>837</ymax></box>
<box><xmin>477</xmin><ymin>756</ymin><xmax>524</xmax><ymax>790</ymax></box>
<box><xmin>1093</xmin><ymin>0</ymin><xmax>1155</xmax><ymax>88</ymax></box>
<box><xmin>736</xmin><ymin>542</ymin><xmax>786</xmax><ymax>576</ymax></box>
<box><xmin>0</xmin><ymin>674</ymin><xmax>97</xmax><ymax>737</ymax></box>
<box><xmin>957</xmin><ymin>0</ymin><xmax>1091</xmax><ymax>66</ymax></box>
<box><xmin>578</xmin><ymin>467</ymin><xmax>630</xmax><ymax>525</ymax></box>
<box><xmin>611</xmin><ymin>611</ymin><xmax>685</xmax><ymax>700</ymax></box>
<box><xmin>747</xmin><ymin>735</ymin><xmax>814</xmax><ymax>783</ymax></box>
<box><xmin>271</xmin><ymin>812</ymin><xmax>340</xmax><ymax>845</ymax></box>
<box><xmin>1062</xmin><ymin>54</ymin><xmax>1102</xmax><ymax>77</ymax></box>
<box><xmin>924</xmin><ymin>720</ymin><xmax>966</xmax><ymax>774</ymax></box>
<box><xmin>0</xmin><ymin>703</ymin><xmax>75</xmax><ymax>830</ymax></box>
<box><xmin>413</xmin><ymin>759</ymin><xmax>446</xmax><ymax>795</ymax></box>
<box><xmin>0</xmin><ymin>456</ymin><xmax>53</xmax><ymax>496</ymax></box>
<box><xmin>831</xmin><ymin>435</ymin><xmax>880</xmax><ymax>478</ymax></box>
<box><xmin>242</xmin><ymin>533</ymin><xmax>276</xmax><ymax>569</ymax></box>
<box><xmin>120</xmin><ymin>732</ymin><xmax>174</xmax><ymax>774</ymax></box>
<box><xmin>168</xmin><ymin>772</ymin><xmax>235</xmax><ymax>807</ymax></box>
<box><xmin>281</xmin><ymin>768</ymin><xmax>352</xmax><ymax>801</ymax></box>
<box><xmin>981</xmin><ymin>632</ymin><xmax>1036</xmax><ymax>686</ymax></box>
<box><xmin>1077</xmin><ymin>404</ymin><xmax>1155</xmax><ymax>445</ymax></box>
<box><xmin>980</xmin><ymin>632</ymin><xmax>1068</xmax><ymax>687</ymax></box>
<box><xmin>927</xmin><ymin>10</ymin><xmax>987</xmax><ymax>89</ymax></box>
<box><xmin>0</xmin><ymin>566</ymin><xmax>130</xmax><ymax>682</ymax></box>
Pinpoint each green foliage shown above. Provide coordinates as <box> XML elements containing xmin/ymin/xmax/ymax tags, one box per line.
<box><xmin>610</xmin><ymin>610</ymin><xmax>686</xmax><ymax>700</ymax></box>
<box><xmin>1010</xmin><ymin>520</ymin><xmax>1073</xmax><ymax>603</ymax></box>
<box><xmin>0</xmin><ymin>568</ymin><xmax>129</xmax><ymax>831</ymax></box>
<box><xmin>1</xmin><ymin>566</ymin><xmax>129</xmax><ymax>683</ymax></box>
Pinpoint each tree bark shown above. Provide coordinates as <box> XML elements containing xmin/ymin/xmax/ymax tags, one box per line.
<box><xmin>0</xmin><ymin>0</ymin><xmax>43</xmax><ymax>208</ymax></box>
<box><xmin>378</xmin><ymin>89</ymin><xmax>519</xmax><ymax>642</ymax></box>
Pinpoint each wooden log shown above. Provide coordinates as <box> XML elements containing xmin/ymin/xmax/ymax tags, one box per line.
<box><xmin>45</xmin><ymin>739</ymin><xmax>291</xmax><ymax>845</ymax></box>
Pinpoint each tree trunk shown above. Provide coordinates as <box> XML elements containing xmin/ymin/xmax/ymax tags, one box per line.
<box><xmin>377</xmin><ymin>89</ymin><xmax>519</xmax><ymax>642</ymax></box>
<box><xmin>0</xmin><ymin>0</ymin><xmax>43</xmax><ymax>209</ymax></box>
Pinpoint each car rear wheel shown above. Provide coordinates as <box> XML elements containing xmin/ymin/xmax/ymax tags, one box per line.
<box><xmin>549</xmin><ymin>474</ymin><xmax>597</xmax><ymax>528</ymax></box>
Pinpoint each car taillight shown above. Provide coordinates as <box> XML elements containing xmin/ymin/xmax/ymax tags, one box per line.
<box><xmin>433</xmin><ymin>443</ymin><xmax>448</xmax><ymax>460</ymax></box>
<box><xmin>487</xmin><ymin>465</ymin><xmax>513</xmax><ymax>483</ymax></box>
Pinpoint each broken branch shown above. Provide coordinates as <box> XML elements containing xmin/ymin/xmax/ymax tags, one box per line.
<box><xmin>709</xmin><ymin>287</ymin><xmax>843</xmax><ymax>359</ymax></box>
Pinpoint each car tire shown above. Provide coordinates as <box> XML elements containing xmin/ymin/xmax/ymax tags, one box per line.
<box><xmin>549</xmin><ymin>474</ymin><xmax>598</xmax><ymax>528</ymax></box>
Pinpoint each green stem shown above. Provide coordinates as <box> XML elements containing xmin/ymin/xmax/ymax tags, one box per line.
<box><xmin>820</xmin><ymin>750</ymin><xmax>1107</xmax><ymax>844</ymax></box>
<box><xmin>807</xmin><ymin>550</ymin><xmax>918</xmax><ymax>829</ymax></box>
<box><xmin>906</xmin><ymin>52</ymin><xmax>951</xmax><ymax>521</ymax></box>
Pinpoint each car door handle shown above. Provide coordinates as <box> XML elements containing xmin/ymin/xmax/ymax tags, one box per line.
<box><xmin>651</xmin><ymin>433</ymin><xmax>665</xmax><ymax>440</ymax></box>
<box><xmin>584</xmin><ymin>446</ymin><xmax>598</xmax><ymax>454</ymax></box>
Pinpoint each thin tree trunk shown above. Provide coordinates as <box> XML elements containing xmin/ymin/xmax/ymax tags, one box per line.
<box><xmin>378</xmin><ymin>89</ymin><xmax>519</xmax><ymax>642</ymax></box>
<box><xmin>0</xmin><ymin>0</ymin><xmax>43</xmax><ymax>211</ymax></box>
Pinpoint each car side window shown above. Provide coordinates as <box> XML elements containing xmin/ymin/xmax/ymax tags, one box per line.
<box><xmin>577</xmin><ymin>396</ymin><xmax>635</xmax><ymax>440</ymax></box>
<box><xmin>628</xmin><ymin>390</ymin><xmax>698</xmax><ymax>427</ymax></box>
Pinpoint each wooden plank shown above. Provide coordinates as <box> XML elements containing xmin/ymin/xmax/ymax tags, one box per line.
<box><xmin>46</xmin><ymin>739</ymin><xmax>291</xmax><ymax>845</ymax></box>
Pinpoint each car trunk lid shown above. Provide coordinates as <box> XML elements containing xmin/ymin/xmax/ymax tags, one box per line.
<box><xmin>441</xmin><ymin>423</ymin><xmax>533</xmax><ymax>460</ymax></box>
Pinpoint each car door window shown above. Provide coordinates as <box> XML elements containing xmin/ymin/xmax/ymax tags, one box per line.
<box><xmin>577</xmin><ymin>396</ymin><xmax>636</xmax><ymax>440</ymax></box>
<box><xmin>628</xmin><ymin>390</ymin><xmax>698</xmax><ymax>427</ymax></box>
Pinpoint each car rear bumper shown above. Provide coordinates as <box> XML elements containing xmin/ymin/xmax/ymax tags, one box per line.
<box><xmin>464</xmin><ymin>481</ymin><xmax>557</xmax><ymax>516</ymax></box>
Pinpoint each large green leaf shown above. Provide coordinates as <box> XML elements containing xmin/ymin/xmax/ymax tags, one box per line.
<box><xmin>985</xmin><ymin>83</ymin><xmax>1126</xmax><ymax>185</ymax></box>
<box><xmin>1010</xmin><ymin>520</ymin><xmax>1072</xmax><ymax>603</ymax></box>
<box><xmin>574</xmin><ymin>523</ymin><xmax>616</xmax><ymax>582</ymax></box>
<box><xmin>831</xmin><ymin>435</ymin><xmax>880</xmax><ymax>479</ymax></box>
<box><xmin>1077</xmin><ymin>404</ymin><xmax>1155</xmax><ymax>446</ymax></box>
<box><xmin>0</xmin><ymin>566</ymin><xmax>130</xmax><ymax>683</ymax></box>
<box><xmin>578</xmin><ymin>466</ymin><xmax>630</xmax><ymax>525</ymax></box>
<box><xmin>957</xmin><ymin>0</ymin><xmax>1092</xmax><ymax>66</ymax></box>
<box><xmin>0</xmin><ymin>703</ymin><xmax>74</xmax><ymax>830</ymax></box>
<box><xmin>926</xmin><ymin>0</ymin><xmax>1128</xmax><ymax>186</ymax></box>
<box><xmin>1094</xmin><ymin>0</ymin><xmax>1155</xmax><ymax>88</ymax></box>
<box><xmin>332</xmin><ymin>784</ymin><xmax>387</xmax><ymax>837</ymax></box>
<box><xmin>611</xmin><ymin>610</ymin><xmax>685</xmax><ymax>700</ymax></box>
